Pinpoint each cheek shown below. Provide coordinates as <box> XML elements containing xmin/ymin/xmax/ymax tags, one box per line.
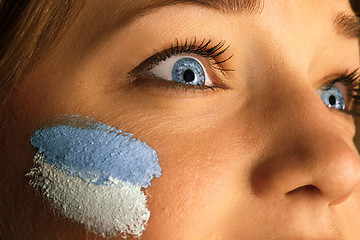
<box><xmin>142</xmin><ymin>126</ymin><xmax>252</xmax><ymax>237</ymax></box>
<box><xmin>28</xmin><ymin>115</ymin><xmax>161</xmax><ymax>238</ymax></box>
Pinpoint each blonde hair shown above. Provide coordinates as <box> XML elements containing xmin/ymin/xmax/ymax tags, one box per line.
<box><xmin>0</xmin><ymin>0</ymin><xmax>83</xmax><ymax>105</ymax></box>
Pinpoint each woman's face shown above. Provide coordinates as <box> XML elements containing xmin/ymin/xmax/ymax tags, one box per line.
<box><xmin>2</xmin><ymin>0</ymin><xmax>360</xmax><ymax>239</ymax></box>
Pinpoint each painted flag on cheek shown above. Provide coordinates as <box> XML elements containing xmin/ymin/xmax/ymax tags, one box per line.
<box><xmin>27</xmin><ymin>116</ymin><xmax>161</xmax><ymax>237</ymax></box>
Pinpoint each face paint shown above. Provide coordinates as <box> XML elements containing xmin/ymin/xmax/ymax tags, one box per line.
<box><xmin>27</xmin><ymin>116</ymin><xmax>161</xmax><ymax>237</ymax></box>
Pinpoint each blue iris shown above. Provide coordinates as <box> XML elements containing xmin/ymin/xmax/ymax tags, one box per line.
<box><xmin>171</xmin><ymin>58</ymin><xmax>205</xmax><ymax>85</ymax></box>
<box><xmin>319</xmin><ymin>86</ymin><xmax>345</xmax><ymax>110</ymax></box>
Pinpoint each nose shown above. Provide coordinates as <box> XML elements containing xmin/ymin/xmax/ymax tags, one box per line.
<box><xmin>250</xmin><ymin>82</ymin><xmax>360</xmax><ymax>205</ymax></box>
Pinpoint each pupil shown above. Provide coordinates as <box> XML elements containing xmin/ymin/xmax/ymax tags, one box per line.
<box><xmin>183</xmin><ymin>69</ymin><xmax>195</xmax><ymax>82</ymax></box>
<box><xmin>329</xmin><ymin>95</ymin><xmax>336</xmax><ymax>106</ymax></box>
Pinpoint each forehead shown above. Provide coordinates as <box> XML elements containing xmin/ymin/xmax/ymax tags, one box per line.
<box><xmin>77</xmin><ymin>0</ymin><xmax>357</xmax><ymax>48</ymax></box>
<box><xmin>51</xmin><ymin>0</ymin><xmax>359</xmax><ymax>83</ymax></box>
<box><xmin>82</xmin><ymin>0</ymin><xmax>353</xmax><ymax>18</ymax></box>
<box><xmin>79</xmin><ymin>0</ymin><xmax>356</xmax><ymax>39</ymax></box>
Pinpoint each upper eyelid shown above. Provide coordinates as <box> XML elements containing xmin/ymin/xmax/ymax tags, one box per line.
<box><xmin>318</xmin><ymin>69</ymin><xmax>359</xmax><ymax>89</ymax></box>
<box><xmin>128</xmin><ymin>38</ymin><xmax>234</xmax><ymax>80</ymax></box>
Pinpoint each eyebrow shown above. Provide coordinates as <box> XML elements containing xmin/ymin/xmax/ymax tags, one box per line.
<box><xmin>154</xmin><ymin>0</ymin><xmax>264</xmax><ymax>14</ymax></box>
<box><xmin>123</xmin><ymin>0</ymin><xmax>264</xmax><ymax>25</ymax></box>
<box><xmin>333</xmin><ymin>12</ymin><xmax>360</xmax><ymax>39</ymax></box>
<box><xmin>117</xmin><ymin>0</ymin><xmax>360</xmax><ymax>43</ymax></box>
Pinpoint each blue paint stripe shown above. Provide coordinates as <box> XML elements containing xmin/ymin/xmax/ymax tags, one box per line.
<box><xmin>30</xmin><ymin>117</ymin><xmax>161</xmax><ymax>187</ymax></box>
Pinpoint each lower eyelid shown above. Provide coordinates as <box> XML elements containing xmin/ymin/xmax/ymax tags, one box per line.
<box><xmin>129</xmin><ymin>75</ymin><xmax>219</xmax><ymax>94</ymax></box>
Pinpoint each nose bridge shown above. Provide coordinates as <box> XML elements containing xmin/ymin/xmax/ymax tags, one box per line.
<box><xmin>250</xmin><ymin>78</ymin><xmax>360</xmax><ymax>204</ymax></box>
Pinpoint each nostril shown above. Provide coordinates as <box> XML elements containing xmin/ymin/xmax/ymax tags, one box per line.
<box><xmin>328</xmin><ymin>191</ymin><xmax>353</xmax><ymax>206</ymax></box>
<box><xmin>286</xmin><ymin>185</ymin><xmax>321</xmax><ymax>197</ymax></box>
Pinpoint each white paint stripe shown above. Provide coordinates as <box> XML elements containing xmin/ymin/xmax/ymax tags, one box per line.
<box><xmin>27</xmin><ymin>153</ymin><xmax>150</xmax><ymax>237</ymax></box>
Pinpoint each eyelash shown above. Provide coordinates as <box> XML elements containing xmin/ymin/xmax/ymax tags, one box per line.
<box><xmin>129</xmin><ymin>38</ymin><xmax>233</xmax><ymax>91</ymax></box>
<box><xmin>328</xmin><ymin>69</ymin><xmax>360</xmax><ymax>116</ymax></box>
<box><xmin>129</xmin><ymin>39</ymin><xmax>360</xmax><ymax>117</ymax></box>
<box><xmin>156</xmin><ymin>38</ymin><xmax>233</xmax><ymax>71</ymax></box>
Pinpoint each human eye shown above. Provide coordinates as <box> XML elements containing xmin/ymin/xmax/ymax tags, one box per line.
<box><xmin>318</xmin><ymin>85</ymin><xmax>345</xmax><ymax>110</ymax></box>
<box><xmin>150</xmin><ymin>55</ymin><xmax>212</xmax><ymax>87</ymax></box>
<box><xmin>317</xmin><ymin>69</ymin><xmax>360</xmax><ymax>116</ymax></box>
<box><xmin>128</xmin><ymin>38</ymin><xmax>233</xmax><ymax>91</ymax></box>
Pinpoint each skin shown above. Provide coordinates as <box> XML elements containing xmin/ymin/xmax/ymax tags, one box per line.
<box><xmin>1</xmin><ymin>0</ymin><xmax>360</xmax><ymax>239</ymax></box>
